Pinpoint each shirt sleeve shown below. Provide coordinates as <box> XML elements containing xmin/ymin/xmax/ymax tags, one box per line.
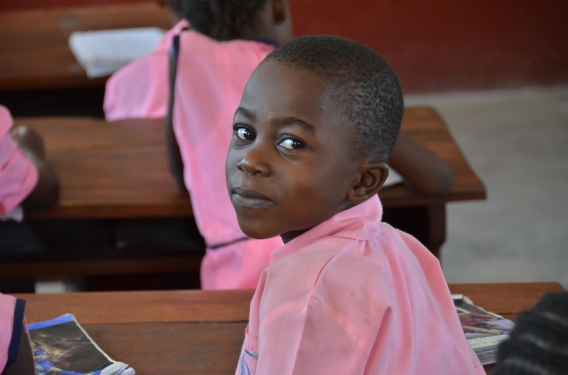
<box><xmin>0</xmin><ymin>294</ymin><xmax>26</xmax><ymax>373</ymax></box>
<box><xmin>0</xmin><ymin>106</ymin><xmax>39</xmax><ymax>215</ymax></box>
<box><xmin>255</xmin><ymin>250</ymin><xmax>391</xmax><ymax>375</ymax></box>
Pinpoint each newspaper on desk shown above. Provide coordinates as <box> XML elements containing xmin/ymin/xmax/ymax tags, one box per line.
<box><xmin>452</xmin><ymin>294</ymin><xmax>515</xmax><ymax>365</ymax></box>
<box><xmin>68</xmin><ymin>28</ymin><xmax>165</xmax><ymax>78</ymax></box>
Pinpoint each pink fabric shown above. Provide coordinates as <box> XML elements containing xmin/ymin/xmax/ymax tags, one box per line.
<box><xmin>0</xmin><ymin>106</ymin><xmax>39</xmax><ymax>215</ymax></box>
<box><xmin>236</xmin><ymin>195</ymin><xmax>485</xmax><ymax>375</ymax></box>
<box><xmin>103</xmin><ymin>20</ymin><xmax>190</xmax><ymax>121</ymax></box>
<box><xmin>173</xmin><ymin>31</ymin><xmax>282</xmax><ymax>289</ymax></box>
<box><xmin>0</xmin><ymin>294</ymin><xmax>17</xmax><ymax>372</ymax></box>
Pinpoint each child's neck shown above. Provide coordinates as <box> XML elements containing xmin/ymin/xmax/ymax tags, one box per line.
<box><xmin>279</xmin><ymin>202</ymin><xmax>359</xmax><ymax>244</ymax></box>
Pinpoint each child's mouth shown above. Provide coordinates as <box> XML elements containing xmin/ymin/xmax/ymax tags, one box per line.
<box><xmin>231</xmin><ymin>187</ymin><xmax>273</xmax><ymax>209</ymax></box>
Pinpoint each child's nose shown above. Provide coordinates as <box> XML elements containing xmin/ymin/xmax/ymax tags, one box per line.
<box><xmin>236</xmin><ymin>145</ymin><xmax>270</xmax><ymax>176</ymax></box>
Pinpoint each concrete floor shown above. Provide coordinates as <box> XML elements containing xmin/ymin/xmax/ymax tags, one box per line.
<box><xmin>406</xmin><ymin>86</ymin><xmax>568</xmax><ymax>289</ymax></box>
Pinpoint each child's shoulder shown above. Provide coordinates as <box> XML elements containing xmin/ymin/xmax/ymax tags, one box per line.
<box><xmin>181</xmin><ymin>29</ymin><xmax>275</xmax><ymax>56</ymax></box>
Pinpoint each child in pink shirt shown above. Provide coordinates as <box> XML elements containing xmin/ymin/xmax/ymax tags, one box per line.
<box><xmin>0</xmin><ymin>293</ymin><xmax>34</xmax><ymax>375</ymax></box>
<box><xmin>0</xmin><ymin>105</ymin><xmax>59</xmax><ymax>216</ymax></box>
<box><xmin>166</xmin><ymin>0</ymin><xmax>292</xmax><ymax>289</ymax></box>
<box><xmin>226</xmin><ymin>36</ymin><xmax>485</xmax><ymax>374</ymax></box>
<box><xmin>103</xmin><ymin>1</ymin><xmax>190</xmax><ymax>121</ymax></box>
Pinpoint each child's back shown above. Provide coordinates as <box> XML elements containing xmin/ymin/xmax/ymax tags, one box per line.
<box><xmin>168</xmin><ymin>0</ymin><xmax>292</xmax><ymax>289</ymax></box>
<box><xmin>104</xmin><ymin>0</ymin><xmax>292</xmax><ymax>289</ymax></box>
<box><xmin>103</xmin><ymin>19</ymin><xmax>189</xmax><ymax>121</ymax></box>
<box><xmin>172</xmin><ymin>30</ymin><xmax>282</xmax><ymax>288</ymax></box>
<box><xmin>226</xmin><ymin>35</ymin><xmax>484</xmax><ymax>374</ymax></box>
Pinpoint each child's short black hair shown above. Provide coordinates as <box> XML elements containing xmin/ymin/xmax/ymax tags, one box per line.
<box><xmin>264</xmin><ymin>35</ymin><xmax>404</xmax><ymax>162</ymax></box>
<box><xmin>181</xmin><ymin>0</ymin><xmax>267</xmax><ymax>41</ymax></box>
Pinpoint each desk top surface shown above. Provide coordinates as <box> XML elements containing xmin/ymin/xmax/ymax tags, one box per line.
<box><xmin>0</xmin><ymin>3</ymin><xmax>171</xmax><ymax>91</ymax></box>
<box><xmin>17</xmin><ymin>106</ymin><xmax>485</xmax><ymax>219</ymax></box>
<box><xmin>14</xmin><ymin>282</ymin><xmax>564</xmax><ymax>375</ymax></box>
<box><xmin>17</xmin><ymin>282</ymin><xmax>563</xmax><ymax>324</ymax></box>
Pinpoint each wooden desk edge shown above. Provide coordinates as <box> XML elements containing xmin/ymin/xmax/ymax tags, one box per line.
<box><xmin>14</xmin><ymin>282</ymin><xmax>563</xmax><ymax>325</ymax></box>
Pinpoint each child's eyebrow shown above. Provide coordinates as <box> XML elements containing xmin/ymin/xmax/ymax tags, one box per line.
<box><xmin>273</xmin><ymin>117</ymin><xmax>316</xmax><ymax>134</ymax></box>
<box><xmin>235</xmin><ymin>107</ymin><xmax>315</xmax><ymax>134</ymax></box>
<box><xmin>235</xmin><ymin>107</ymin><xmax>255</xmax><ymax>120</ymax></box>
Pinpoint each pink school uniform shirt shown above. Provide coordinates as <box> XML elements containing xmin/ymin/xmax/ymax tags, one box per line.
<box><xmin>0</xmin><ymin>106</ymin><xmax>38</xmax><ymax>215</ymax></box>
<box><xmin>173</xmin><ymin>31</ymin><xmax>282</xmax><ymax>289</ymax></box>
<box><xmin>0</xmin><ymin>294</ymin><xmax>26</xmax><ymax>373</ymax></box>
<box><xmin>236</xmin><ymin>195</ymin><xmax>485</xmax><ymax>375</ymax></box>
<box><xmin>103</xmin><ymin>19</ymin><xmax>190</xmax><ymax>121</ymax></box>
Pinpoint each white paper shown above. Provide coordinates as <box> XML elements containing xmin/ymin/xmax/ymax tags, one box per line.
<box><xmin>383</xmin><ymin>165</ymin><xmax>403</xmax><ymax>187</ymax></box>
<box><xmin>0</xmin><ymin>206</ymin><xmax>23</xmax><ymax>222</ymax></box>
<box><xmin>68</xmin><ymin>28</ymin><xmax>165</xmax><ymax>78</ymax></box>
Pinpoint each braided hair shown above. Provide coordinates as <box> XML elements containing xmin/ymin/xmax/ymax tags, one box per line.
<box><xmin>181</xmin><ymin>0</ymin><xmax>268</xmax><ymax>41</ymax></box>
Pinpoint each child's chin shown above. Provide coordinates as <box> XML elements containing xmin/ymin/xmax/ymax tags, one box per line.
<box><xmin>238</xmin><ymin>221</ymin><xmax>279</xmax><ymax>240</ymax></box>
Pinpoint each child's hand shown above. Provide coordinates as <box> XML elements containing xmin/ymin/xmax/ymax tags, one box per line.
<box><xmin>10</xmin><ymin>125</ymin><xmax>46</xmax><ymax>161</ymax></box>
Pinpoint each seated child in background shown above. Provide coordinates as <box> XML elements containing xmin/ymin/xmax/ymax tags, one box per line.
<box><xmin>0</xmin><ymin>105</ymin><xmax>59</xmax><ymax>217</ymax></box>
<box><xmin>166</xmin><ymin>0</ymin><xmax>292</xmax><ymax>289</ymax></box>
<box><xmin>227</xmin><ymin>35</ymin><xmax>484</xmax><ymax>374</ymax></box>
<box><xmin>103</xmin><ymin>0</ymin><xmax>189</xmax><ymax>120</ymax></box>
<box><xmin>0</xmin><ymin>293</ymin><xmax>34</xmax><ymax>375</ymax></box>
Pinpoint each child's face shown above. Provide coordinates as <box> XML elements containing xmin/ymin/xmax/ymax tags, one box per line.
<box><xmin>226</xmin><ymin>61</ymin><xmax>362</xmax><ymax>243</ymax></box>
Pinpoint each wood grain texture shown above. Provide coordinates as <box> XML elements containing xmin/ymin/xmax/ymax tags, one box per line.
<box><xmin>18</xmin><ymin>117</ymin><xmax>193</xmax><ymax>219</ymax></box>
<box><xmin>13</xmin><ymin>283</ymin><xmax>563</xmax><ymax>375</ymax></box>
<box><xmin>0</xmin><ymin>257</ymin><xmax>203</xmax><ymax>278</ymax></box>
<box><xmin>17</xmin><ymin>107</ymin><xmax>485</xmax><ymax>219</ymax></box>
<box><xmin>449</xmin><ymin>282</ymin><xmax>564</xmax><ymax>315</ymax></box>
<box><xmin>0</xmin><ymin>3</ymin><xmax>171</xmax><ymax>91</ymax></box>
<box><xmin>18</xmin><ymin>289</ymin><xmax>254</xmax><ymax>324</ymax></box>
<box><xmin>82</xmin><ymin>322</ymin><xmax>247</xmax><ymax>375</ymax></box>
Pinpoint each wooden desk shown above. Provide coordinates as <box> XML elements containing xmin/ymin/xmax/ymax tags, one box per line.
<box><xmin>0</xmin><ymin>107</ymin><xmax>483</xmax><ymax>282</ymax></box>
<box><xmin>15</xmin><ymin>282</ymin><xmax>564</xmax><ymax>375</ymax></box>
<box><xmin>0</xmin><ymin>3</ymin><xmax>171</xmax><ymax>91</ymax></box>
<box><xmin>20</xmin><ymin>117</ymin><xmax>192</xmax><ymax>219</ymax></box>
<box><xmin>17</xmin><ymin>107</ymin><xmax>485</xmax><ymax>216</ymax></box>
<box><xmin>17</xmin><ymin>106</ymin><xmax>485</xmax><ymax>257</ymax></box>
<box><xmin>0</xmin><ymin>3</ymin><xmax>171</xmax><ymax>117</ymax></box>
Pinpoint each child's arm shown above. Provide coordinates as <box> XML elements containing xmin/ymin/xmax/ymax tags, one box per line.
<box><xmin>11</xmin><ymin>126</ymin><xmax>59</xmax><ymax>210</ymax></box>
<box><xmin>2</xmin><ymin>322</ymin><xmax>35</xmax><ymax>375</ymax></box>
<box><xmin>388</xmin><ymin>132</ymin><xmax>453</xmax><ymax>196</ymax></box>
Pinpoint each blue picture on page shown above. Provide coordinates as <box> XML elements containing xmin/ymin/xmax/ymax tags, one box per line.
<box><xmin>28</xmin><ymin>314</ymin><xmax>113</xmax><ymax>375</ymax></box>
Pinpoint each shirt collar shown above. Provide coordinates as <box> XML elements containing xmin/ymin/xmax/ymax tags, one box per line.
<box><xmin>270</xmin><ymin>195</ymin><xmax>383</xmax><ymax>264</ymax></box>
<box><xmin>157</xmin><ymin>19</ymin><xmax>191</xmax><ymax>51</ymax></box>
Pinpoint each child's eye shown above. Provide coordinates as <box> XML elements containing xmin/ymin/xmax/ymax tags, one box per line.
<box><xmin>278</xmin><ymin>137</ymin><xmax>304</xmax><ymax>150</ymax></box>
<box><xmin>235</xmin><ymin>126</ymin><xmax>255</xmax><ymax>141</ymax></box>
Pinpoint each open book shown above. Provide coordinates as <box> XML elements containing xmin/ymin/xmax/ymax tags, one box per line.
<box><xmin>28</xmin><ymin>314</ymin><xmax>135</xmax><ymax>375</ymax></box>
<box><xmin>453</xmin><ymin>295</ymin><xmax>515</xmax><ymax>365</ymax></box>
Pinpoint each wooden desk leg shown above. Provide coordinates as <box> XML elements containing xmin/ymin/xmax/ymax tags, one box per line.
<box><xmin>423</xmin><ymin>204</ymin><xmax>446</xmax><ymax>260</ymax></box>
<box><xmin>382</xmin><ymin>204</ymin><xmax>446</xmax><ymax>260</ymax></box>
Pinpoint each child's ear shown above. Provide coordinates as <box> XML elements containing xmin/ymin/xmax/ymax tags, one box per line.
<box><xmin>271</xmin><ymin>0</ymin><xmax>287</xmax><ymax>24</ymax></box>
<box><xmin>348</xmin><ymin>162</ymin><xmax>389</xmax><ymax>204</ymax></box>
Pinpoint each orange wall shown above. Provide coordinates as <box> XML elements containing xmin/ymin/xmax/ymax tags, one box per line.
<box><xmin>289</xmin><ymin>0</ymin><xmax>568</xmax><ymax>93</ymax></box>
<box><xmin>3</xmin><ymin>0</ymin><xmax>568</xmax><ymax>93</ymax></box>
